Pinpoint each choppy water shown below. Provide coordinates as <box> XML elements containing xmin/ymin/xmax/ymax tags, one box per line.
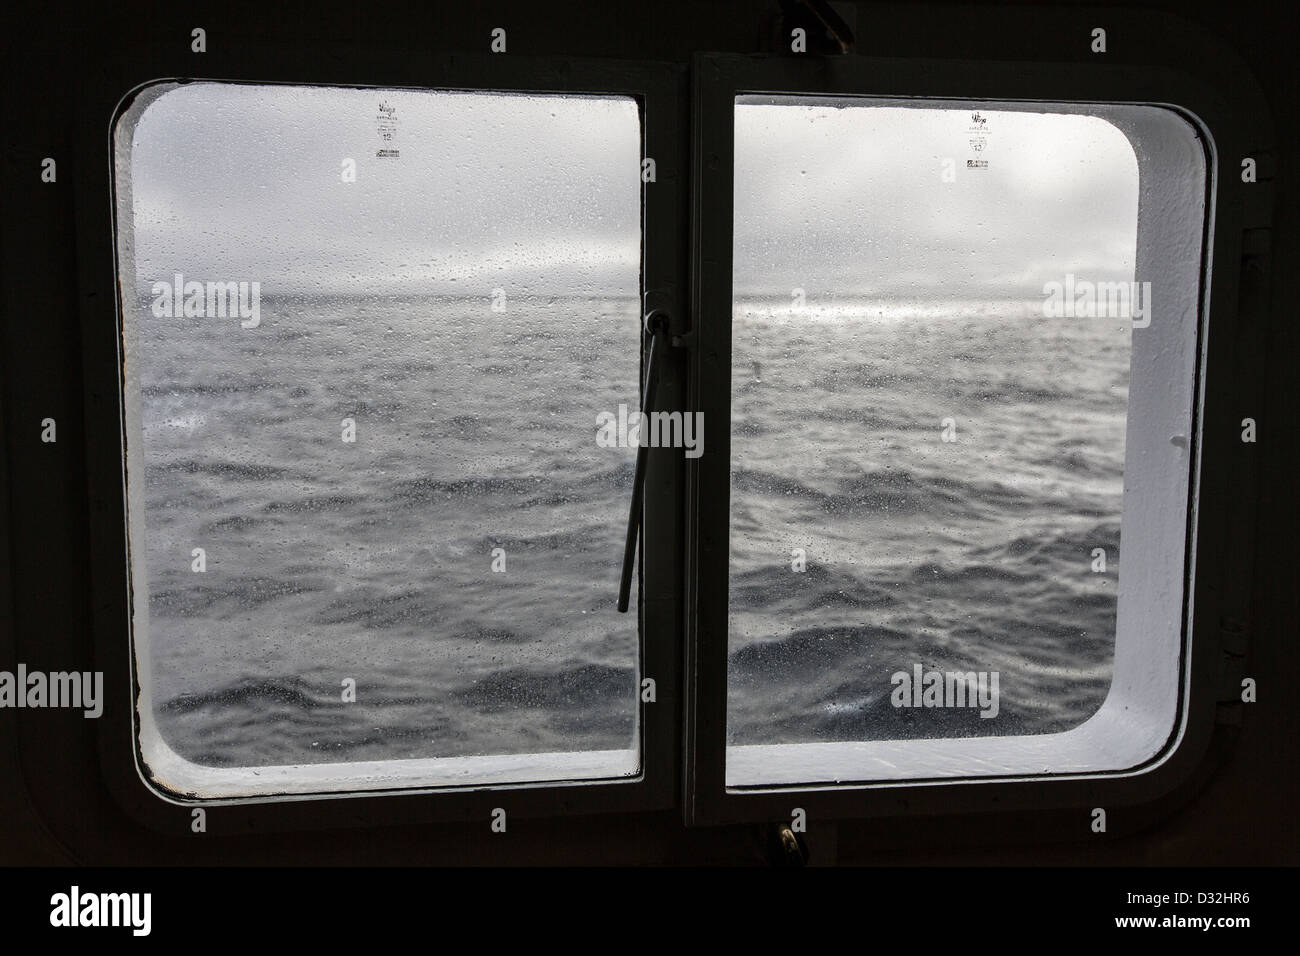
<box><xmin>134</xmin><ymin>294</ymin><xmax>641</xmax><ymax>768</ymax></box>
<box><xmin>729</xmin><ymin>299</ymin><xmax>1128</xmax><ymax>744</ymax></box>
<box><xmin>132</xmin><ymin>293</ymin><xmax>1128</xmax><ymax>768</ymax></box>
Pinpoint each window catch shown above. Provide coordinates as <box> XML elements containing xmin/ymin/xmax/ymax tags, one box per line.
<box><xmin>617</xmin><ymin>310</ymin><xmax>672</xmax><ymax>613</ymax></box>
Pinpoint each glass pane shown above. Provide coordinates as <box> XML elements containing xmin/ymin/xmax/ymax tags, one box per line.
<box><xmin>114</xmin><ymin>83</ymin><xmax>642</xmax><ymax>795</ymax></box>
<box><xmin>729</xmin><ymin>98</ymin><xmax>1141</xmax><ymax>752</ymax></box>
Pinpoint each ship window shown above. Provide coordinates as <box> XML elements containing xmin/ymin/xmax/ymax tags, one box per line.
<box><xmin>112</xmin><ymin>82</ymin><xmax>644</xmax><ymax>798</ymax></box>
<box><xmin>724</xmin><ymin>97</ymin><xmax>1208</xmax><ymax>787</ymax></box>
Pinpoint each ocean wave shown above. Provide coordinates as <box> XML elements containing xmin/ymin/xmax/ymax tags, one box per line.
<box><xmin>455</xmin><ymin>662</ymin><xmax>634</xmax><ymax>712</ymax></box>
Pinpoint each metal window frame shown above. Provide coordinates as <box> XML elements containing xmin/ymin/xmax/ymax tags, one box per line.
<box><xmin>684</xmin><ymin>37</ymin><xmax>1272</xmax><ymax>827</ymax></box>
<box><xmin>57</xmin><ymin>9</ymin><xmax>1276</xmax><ymax>844</ymax></box>
<box><xmin>72</xmin><ymin>43</ymin><xmax>688</xmax><ymax>833</ymax></box>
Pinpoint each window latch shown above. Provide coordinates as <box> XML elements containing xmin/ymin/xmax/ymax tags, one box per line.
<box><xmin>617</xmin><ymin>310</ymin><xmax>671</xmax><ymax>613</ymax></box>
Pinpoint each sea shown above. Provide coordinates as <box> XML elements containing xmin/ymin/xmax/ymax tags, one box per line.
<box><xmin>130</xmin><ymin>292</ymin><xmax>1128</xmax><ymax>768</ymax></box>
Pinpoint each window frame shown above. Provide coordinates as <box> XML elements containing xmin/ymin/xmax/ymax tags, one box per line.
<box><xmin>73</xmin><ymin>45</ymin><xmax>688</xmax><ymax>832</ymax></box>
<box><xmin>63</xmin><ymin>20</ymin><xmax>1273</xmax><ymax>842</ymax></box>
<box><xmin>684</xmin><ymin>49</ymin><xmax>1271</xmax><ymax>827</ymax></box>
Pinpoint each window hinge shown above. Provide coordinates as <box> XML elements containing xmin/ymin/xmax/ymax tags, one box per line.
<box><xmin>778</xmin><ymin>0</ymin><xmax>857</xmax><ymax>55</ymax></box>
<box><xmin>1216</xmin><ymin>616</ymin><xmax>1250</xmax><ymax>709</ymax></box>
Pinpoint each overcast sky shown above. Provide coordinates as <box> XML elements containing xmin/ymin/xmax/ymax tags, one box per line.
<box><xmin>734</xmin><ymin>97</ymin><xmax>1139</xmax><ymax>300</ymax></box>
<box><xmin>122</xmin><ymin>83</ymin><xmax>642</xmax><ymax>297</ymax></box>
<box><xmin>120</xmin><ymin>83</ymin><xmax>1139</xmax><ymax>302</ymax></box>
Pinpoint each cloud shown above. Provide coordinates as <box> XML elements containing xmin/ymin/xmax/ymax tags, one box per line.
<box><xmin>119</xmin><ymin>85</ymin><xmax>1142</xmax><ymax>308</ymax></box>
<box><xmin>121</xmin><ymin>83</ymin><xmax>641</xmax><ymax>297</ymax></box>
<box><xmin>733</xmin><ymin>99</ymin><xmax>1139</xmax><ymax>301</ymax></box>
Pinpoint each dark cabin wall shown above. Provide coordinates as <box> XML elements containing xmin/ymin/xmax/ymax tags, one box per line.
<box><xmin>0</xmin><ymin>0</ymin><xmax>1294</xmax><ymax>865</ymax></box>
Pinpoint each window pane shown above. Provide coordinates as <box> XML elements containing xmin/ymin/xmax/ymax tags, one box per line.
<box><xmin>728</xmin><ymin>97</ymin><xmax>1204</xmax><ymax>784</ymax></box>
<box><xmin>114</xmin><ymin>83</ymin><xmax>642</xmax><ymax>796</ymax></box>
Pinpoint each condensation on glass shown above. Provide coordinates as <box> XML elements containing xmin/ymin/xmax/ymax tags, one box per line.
<box><xmin>113</xmin><ymin>82</ymin><xmax>643</xmax><ymax>797</ymax></box>
<box><xmin>727</xmin><ymin>95</ymin><xmax>1208</xmax><ymax>786</ymax></box>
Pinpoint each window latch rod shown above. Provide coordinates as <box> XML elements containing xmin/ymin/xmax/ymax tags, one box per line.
<box><xmin>617</xmin><ymin>310</ymin><xmax>671</xmax><ymax>613</ymax></box>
